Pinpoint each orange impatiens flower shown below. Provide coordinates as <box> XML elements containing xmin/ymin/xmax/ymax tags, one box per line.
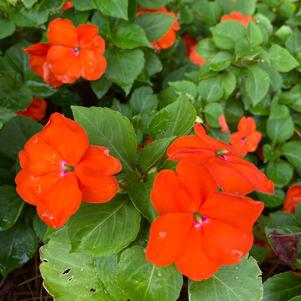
<box><xmin>15</xmin><ymin>113</ymin><xmax>122</xmax><ymax>228</ymax></box>
<box><xmin>146</xmin><ymin>161</ymin><xmax>264</xmax><ymax>281</ymax></box>
<box><xmin>137</xmin><ymin>7</ymin><xmax>180</xmax><ymax>50</ymax></box>
<box><xmin>17</xmin><ymin>97</ymin><xmax>47</xmax><ymax>121</ymax></box>
<box><xmin>220</xmin><ymin>11</ymin><xmax>255</xmax><ymax>27</ymax></box>
<box><xmin>182</xmin><ymin>34</ymin><xmax>206</xmax><ymax>66</ymax></box>
<box><xmin>62</xmin><ymin>0</ymin><xmax>73</xmax><ymax>11</ymax></box>
<box><xmin>24</xmin><ymin>18</ymin><xmax>107</xmax><ymax>87</ymax></box>
<box><xmin>167</xmin><ymin>124</ymin><xmax>274</xmax><ymax>195</ymax></box>
<box><xmin>230</xmin><ymin>116</ymin><xmax>262</xmax><ymax>158</ymax></box>
<box><xmin>283</xmin><ymin>185</ymin><xmax>301</xmax><ymax>213</ymax></box>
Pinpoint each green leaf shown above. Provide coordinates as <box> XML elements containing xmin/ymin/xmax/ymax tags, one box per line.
<box><xmin>11</xmin><ymin>6</ymin><xmax>48</xmax><ymax>27</ymax></box>
<box><xmin>137</xmin><ymin>0</ymin><xmax>172</xmax><ymax>9</ymax></box>
<box><xmin>246</xmin><ymin>22</ymin><xmax>264</xmax><ymax>48</ymax></box>
<box><xmin>105</xmin><ymin>48</ymin><xmax>145</xmax><ymax>93</ymax></box>
<box><xmin>0</xmin><ymin>186</ymin><xmax>24</xmax><ymax>231</ymax></box>
<box><xmin>216</xmin><ymin>0</ymin><xmax>256</xmax><ymax>14</ymax></box>
<box><xmin>193</xmin><ymin>0</ymin><xmax>222</xmax><ymax>25</ymax></box>
<box><xmin>245</xmin><ymin>66</ymin><xmax>270</xmax><ymax>106</ymax></box>
<box><xmin>268</xmin><ymin>44</ymin><xmax>299</xmax><ymax>73</ymax></box>
<box><xmin>208</xmin><ymin>51</ymin><xmax>233</xmax><ymax>72</ymax></box>
<box><xmin>149</xmin><ymin>96</ymin><xmax>197</xmax><ymax>139</ymax></box>
<box><xmin>289</xmin><ymin>297</ymin><xmax>301</xmax><ymax>301</ymax></box>
<box><xmin>72</xmin><ymin>0</ymin><xmax>96</xmax><ymax>10</ymax></box>
<box><xmin>112</xmin><ymin>23</ymin><xmax>151</xmax><ymax>49</ymax></box>
<box><xmin>67</xmin><ymin>196</ymin><xmax>141</xmax><ymax>256</ymax></box>
<box><xmin>0</xmin><ymin>116</ymin><xmax>42</xmax><ymax>161</ymax></box>
<box><xmin>266</xmin><ymin>160</ymin><xmax>294</xmax><ymax>187</ymax></box>
<box><xmin>135</xmin><ymin>12</ymin><xmax>174</xmax><ymax>42</ymax></box>
<box><xmin>138</xmin><ymin>137</ymin><xmax>174</xmax><ymax>172</ymax></box>
<box><xmin>40</xmin><ymin>229</ymin><xmax>112</xmax><ymax>301</ymax></box>
<box><xmin>90</xmin><ymin>76</ymin><xmax>112</xmax><ymax>99</ymax></box>
<box><xmin>72</xmin><ymin>106</ymin><xmax>137</xmax><ymax>172</ymax></box>
<box><xmin>130</xmin><ymin>87</ymin><xmax>158</xmax><ymax>114</ymax></box>
<box><xmin>211</xmin><ymin>20</ymin><xmax>245</xmax><ymax>50</ymax></box>
<box><xmin>257</xmin><ymin>188</ymin><xmax>286</xmax><ymax>208</ymax></box>
<box><xmin>128</xmin><ymin>173</ymin><xmax>157</xmax><ymax>223</ymax></box>
<box><xmin>189</xmin><ymin>256</ymin><xmax>263</xmax><ymax>301</ymax></box>
<box><xmin>281</xmin><ymin>141</ymin><xmax>301</xmax><ymax>176</ymax></box>
<box><xmin>286</xmin><ymin>30</ymin><xmax>301</xmax><ymax>54</ymax></box>
<box><xmin>0</xmin><ymin>18</ymin><xmax>16</xmax><ymax>39</ymax></box>
<box><xmin>25</xmin><ymin>79</ymin><xmax>57</xmax><ymax>98</ymax></box>
<box><xmin>117</xmin><ymin>245</ymin><xmax>183</xmax><ymax>301</ymax></box>
<box><xmin>0</xmin><ymin>223</ymin><xmax>37</xmax><ymax>278</ymax></box>
<box><xmin>279</xmin><ymin>85</ymin><xmax>301</xmax><ymax>113</ymax></box>
<box><xmin>204</xmin><ymin>103</ymin><xmax>224</xmax><ymax>128</ymax></box>
<box><xmin>263</xmin><ymin>272</ymin><xmax>301</xmax><ymax>301</ymax></box>
<box><xmin>21</xmin><ymin>0</ymin><xmax>38</xmax><ymax>8</ymax></box>
<box><xmin>221</xmin><ymin>71</ymin><xmax>237</xmax><ymax>99</ymax></box>
<box><xmin>198</xmin><ymin>76</ymin><xmax>224</xmax><ymax>102</ymax></box>
<box><xmin>93</xmin><ymin>0</ymin><xmax>128</xmax><ymax>20</ymax></box>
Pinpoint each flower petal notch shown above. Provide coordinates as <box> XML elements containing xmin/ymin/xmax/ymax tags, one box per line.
<box><xmin>146</xmin><ymin>161</ymin><xmax>264</xmax><ymax>281</ymax></box>
<box><xmin>15</xmin><ymin>113</ymin><xmax>122</xmax><ymax>228</ymax></box>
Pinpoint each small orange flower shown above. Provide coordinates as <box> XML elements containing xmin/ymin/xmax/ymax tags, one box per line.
<box><xmin>17</xmin><ymin>97</ymin><xmax>47</xmax><ymax>121</ymax></box>
<box><xmin>283</xmin><ymin>185</ymin><xmax>301</xmax><ymax>214</ymax></box>
<box><xmin>137</xmin><ymin>7</ymin><xmax>180</xmax><ymax>50</ymax></box>
<box><xmin>230</xmin><ymin>116</ymin><xmax>262</xmax><ymax>158</ymax></box>
<box><xmin>167</xmin><ymin>124</ymin><xmax>274</xmax><ymax>195</ymax></box>
<box><xmin>182</xmin><ymin>34</ymin><xmax>206</xmax><ymax>66</ymax></box>
<box><xmin>218</xmin><ymin>114</ymin><xmax>230</xmax><ymax>133</ymax></box>
<box><xmin>62</xmin><ymin>0</ymin><xmax>73</xmax><ymax>11</ymax></box>
<box><xmin>146</xmin><ymin>160</ymin><xmax>264</xmax><ymax>281</ymax></box>
<box><xmin>15</xmin><ymin>113</ymin><xmax>122</xmax><ymax>228</ymax></box>
<box><xmin>220</xmin><ymin>11</ymin><xmax>255</xmax><ymax>27</ymax></box>
<box><xmin>24</xmin><ymin>43</ymin><xmax>63</xmax><ymax>88</ymax></box>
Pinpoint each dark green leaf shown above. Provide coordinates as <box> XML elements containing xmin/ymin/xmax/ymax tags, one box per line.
<box><xmin>93</xmin><ymin>0</ymin><xmax>128</xmax><ymax>20</ymax></box>
<box><xmin>281</xmin><ymin>141</ymin><xmax>301</xmax><ymax>176</ymax></box>
<box><xmin>130</xmin><ymin>87</ymin><xmax>158</xmax><ymax>114</ymax></box>
<box><xmin>0</xmin><ymin>18</ymin><xmax>16</xmax><ymax>39</ymax></box>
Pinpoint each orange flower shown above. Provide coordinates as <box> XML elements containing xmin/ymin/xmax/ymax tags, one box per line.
<box><xmin>220</xmin><ymin>11</ymin><xmax>255</xmax><ymax>27</ymax></box>
<box><xmin>137</xmin><ymin>7</ymin><xmax>180</xmax><ymax>50</ymax></box>
<box><xmin>146</xmin><ymin>160</ymin><xmax>264</xmax><ymax>281</ymax></box>
<box><xmin>167</xmin><ymin>124</ymin><xmax>274</xmax><ymax>195</ymax></box>
<box><xmin>218</xmin><ymin>114</ymin><xmax>230</xmax><ymax>133</ymax></box>
<box><xmin>182</xmin><ymin>34</ymin><xmax>206</xmax><ymax>66</ymax></box>
<box><xmin>15</xmin><ymin>113</ymin><xmax>122</xmax><ymax>228</ymax></box>
<box><xmin>230</xmin><ymin>116</ymin><xmax>262</xmax><ymax>158</ymax></box>
<box><xmin>47</xmin><ymin>18</ymin><xmax>107</xmax><ymax>83</ymax></box>
<box><xmin>24</xmin><ymin>43</ymin><xmax>63</xmax><ymax>88</ymax></box>
<box><xmin>283</xmin><ymin>185</ymin><xmax>301</xmax><ymax>213</ymax></box>
<box><xmin>62</xmin><ymin>0</ymin><xmax>73</xmax><ymax>11</ymax></box>
<box><xmin>17</xmin><ymin>97</ymin><xmax>47</xmax><ymax>121</ymax></box>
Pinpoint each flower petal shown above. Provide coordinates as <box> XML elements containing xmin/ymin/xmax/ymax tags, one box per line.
<box><xmin>238</xmin><ymin>116</ymin><xmax>256</xmax><ymax>135</ymax></box>
<box><xmin>77</xmin><ymin>24</ymin><xmax>100</xmax><ymax>48</ymax></box>
<box><xmin>175</xmin><ymin>227</ymin><xmax>220</xmax><ymax>281</ymax></box>
<box><xmin>47</xmin><ymin>18</ymin><xmax>77</xmax><ymax>47</ymax></box>
<box><xmin>146</xmin><ymin>213</ymin><xmax>193</xmax><ymax>266</ymax></box>
<box><xmin>47</xmin><ymin>45</ymin><xmax>81</xmax><ymax>83</ymax></box>
<box><xmin>37</xmin><ymin>173</ymin><xmax>81</xmax><ymax>228</ymax></box>
<box><xmin>40</xmin><ymin>113</ymin><xmax>89</xmax><ymax>166</ymax></box>
<box><xmin>246</xmin><ymin>131</ymin><xmax>262</xmax><ymax>152</ymax></box>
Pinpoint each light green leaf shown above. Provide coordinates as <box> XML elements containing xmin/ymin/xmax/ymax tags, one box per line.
<box><xmin>130</xmin><ymin>87</ymin><xmax>158</xmax><ymax>114</ymax></box>
<box><xmin>266</xmin><ymin>160</ymin><xmax>294</xmax><ymax>187</ymax></box>
<box><xmin>0</xmin><ymin>18</ymin><xmax>16</xmax><ymax>39</ymax></box>
<box><xmin>198</xmin><ymin>76</ymin><xmax>224</xmax><ymax>102</ymax></box>
<box><xmin>281</xmin><ymin>141</ymin><xmax>301</xmax><ymax>176</ymax></box>
<box><xmin>93</xmin><ymin>0</ymin><xmax>128</xmax><ymax>20</ymax></box>
<box><xmin>67</xmin><ymin>196</ymin><xmax>141</xmax><ymax>256</ymax></box>
<box><xmin>137</xmin><ymin>0</ymin><xmax>172</xmax><ymax>9</ymax></box>
<box><xmin>117</xmin><ymin>245</ymin><xmax>183</xmax><ymax>301</ymax></box>
<box><xmin>72</xmin><ymin>106</ymin><xmax>137</xmax><ymax>172</ymax></box>
<box><xmin>189</xmin><ymin>257</ymin><xmax>263</xmax><ymax>301</ymax></box>
<box><xmin>204</xmin><ymin>103</ymin><xmax>224</xmax><ymax>128</ymax></box>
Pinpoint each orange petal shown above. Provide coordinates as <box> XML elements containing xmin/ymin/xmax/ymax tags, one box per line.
<box><xmin>246</xmin><ymin>131</ymin><xmax>262</xmax><ymax>152</ymax></box>
<box><xmin>154</xmin><ymin>29</ymin><xmax>177</xmax><ymax>50</ymax></box>
<box><xmin>76</xmin><ymin>146</ymin><xmax>122</xmax><ymax>176</ymax></box>
<box><xmin>77</xmin><ymin>174</ymin><xmax>119</xmax><ymax>203</ymax></box>
<box><xmin>40</xmin><ymin>113</ymin><xmax>89</xmax><ymax>166</ymax></box>
<box><xmin>80</xmin><ymin>48</ymin><xmax>107</xmax><ymax>81</ymax></box>
<box><xmin>238</xmin><ymin>116</ymin><xmax>256</xmax><ymax>135</ymax></box>
<box><xmin>201</xmin><ymin>192</ymin><xmax>264</xmax><ymax>232</ymax></box>
<box><xmin>47</xmin><ymin>45</ymin><xmax>81</xmax><ymax>83</ymax></box>
<box><xmin>15</xmin><ymin>170</ymin><xmax>60</xmax><ymax>205</ymax></box>
<box><xmin>37</xmin><ymin>173</ymin><xmax>81</xmax><ymax>228</ymax></box>
<box><xmin>17</xmin><ymin>98</ymin><xmax>47</xmax><ymax>121</ymax></box>
<box><xmin>42</xmin><ymin>61</ymin><xmax>64</xmax><ymax>88</ymax></box>
<box><xmin>284</xmin><ymin>185</ymin><xmax>301</xmax><ymax>213</ymax></box>
<box><xmin>47</xmin><ymin>18</ymin><xmax>77</xmax><ymax>47</ymax></box>
<box><xmin>21</xmin><ymin>133</ymin><xmax>62</xmax><ymax>175</ymax></box>
<box><xmin>202</xmin><ymin>219</ymin><xmax>253</xmax><ymax>264</ymax></box>
<box><xmin>77</xmin><ymin>24</ymin><xmax>99</xmax><ymax>48</ymax></box>
<box><xmin>175</xmin><ymin>227</ymin><xmax>220</xmax><ymax>281</ymax></box>
<box><xmin>146</xmin><ymin>213</ymin><xmax>193</xmax><ymax>266</ymax></box>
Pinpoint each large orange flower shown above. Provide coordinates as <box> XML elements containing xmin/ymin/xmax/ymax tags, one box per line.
<box><xmin>17</xmin><ymin>97</ymin><xmax>47</xmax><ymax>121</ymax></box>
<box><xmin>137</xmin><ymin>7</ymin><xmax>180</xmax><ymax>50</ymax></box>
<box><xmin>24</xmin><ymin>43</ymin><xmax>63</xmax><ymax>88</ymax></box>
<box><xmin>283</xmin><ymin>185</ymin><xmax>301</xmax><ymax>214</ymax></box>
<box><xmin>182</xmin><ymin>34</ymin><xmax>206</xmax><ymax>66</ymax></box>
<box><xmin>230</xmin><ymin>116</ymin><xmax>262</xmax><ymax>158</ymax></box>
<box><xmin>146</xmin><ymin>161</ymin><xmax>264</xmax><ymax>281</ymax></box>
<box><xmin>47</xmin><ymin>18</ymin><xmax>107</xmax><ymax>83</ymax></box>
<box><xmin>220</xmin><ymin>11</ymin><xmax>255</xmax><ymax>27</ymax></box>
<box><xmin>167</xmin><ymin>124</ymin><xmax>274</xmax><ymax>195</ymax></box>
<box><xmin>15</xmin><ymin>113</ymin><xmax>122</xmax><ymax>228</ymax></box>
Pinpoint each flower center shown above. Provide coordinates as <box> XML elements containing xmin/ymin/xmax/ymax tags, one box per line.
<box><xmin>72</xmin><ymin>46</ymin><xmax>80</xmax><ymax>56</ymax></box>
<box><xmin>240</xmin><ymin>137</ymin><xmax>247</xmax><ymax>144</ymax></box>
<box><xmin>193</xmin><ymin>212</ymin><xmax>207</xmax><ymax>228</ymax></box>
<box><xmin>60</xmin><ymin>161</ymin><xmax>74</xmax><ymax>176</ymax></box>
<box><xmin>216</xmin><ymin>149</ymin><xmax>229</xmax><ymax>161</ymax></box>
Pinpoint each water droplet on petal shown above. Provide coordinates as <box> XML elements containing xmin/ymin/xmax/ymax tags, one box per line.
<box><xmin>159</xmin><ymin>231</ymin><xmax>167</xmax><ymax>238</ymax></box>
